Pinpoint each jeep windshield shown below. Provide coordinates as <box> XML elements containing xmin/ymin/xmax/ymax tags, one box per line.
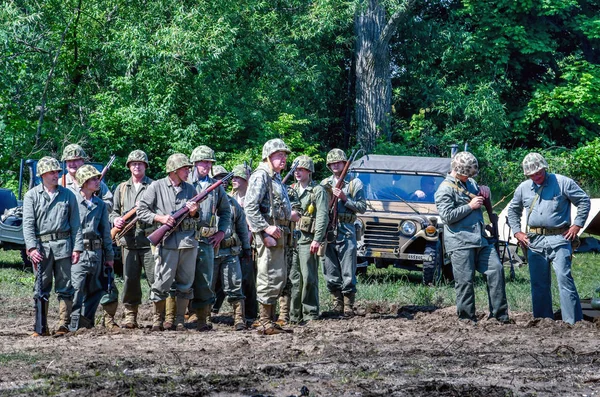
<box><xmin>352</xmin><ymin>172</ymin><xmax>445</xmax><ymax>203</ymax></box>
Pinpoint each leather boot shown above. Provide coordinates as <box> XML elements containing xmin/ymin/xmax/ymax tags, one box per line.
<box><xmin>102</xmin><ymin>301</ymin><xmax>119</xmax><ymax>329</ymax></box>
<box><xmin>275</xmin><ymin>295</ymin><xmax>290</xmax><ymax>326</ymax></box>
<box><xmin>151</xmin><ymin>300</ymin><xmax>166</xmax><ymax>332</ymax></box>
<box><xmin>121</xmin><ymin>304</ymin><xmax>139</xmax><ymax>329</ymax></box>
<box><xmin>343</xmin><ymin>292</ymin><xmax>355</xmax><ymax>317</ymax></box>
<box><xmin>55</xmin><ymin>300</ymin><xmax>72</xmax><ymax>336</ymax></box>
<box><xmin>196</xmin><ymin>305</ymin><xmax>212</xmax><ymax>332</ymax></box>
<box><xmin>232</xmin><ymin>300</ymin><xmax>246</xmax><ymax>331</ymax></box>
<box><xmin>175</xmin><ymin>298</ymin><xmax>189</xmax><ymax>331</ymax></box>
<box><xmin>257</xmin><ymin>303</ymin><xmax>287</xmax><ymax>335</ymax></box>
<box><xmin>331</xmin><ymin>291</ymin><xmax>344</xmax><ymax>314</ymax></box>
<box><xmin>186</xmin><ymin>301</ymin><xmax>197</xmax><ymax>323</ymax></box>
<box><xmin>163</xmin><ymin>296</ymin><xmax>176</xmax><ymax>330</ymax></box>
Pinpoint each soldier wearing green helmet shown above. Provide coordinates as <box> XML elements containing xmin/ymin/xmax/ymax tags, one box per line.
<box><xmin>23</xmin><ymin>156</ymin><xmax>84</xmax><ymax>336</ymax></box>
<box><xmin>137</xmin><ymin>153</ymin><xmax>199</xmax><ymax>332</ymax></box>
<box><xmin>110</xmin><ymin>149</ymin><xmax>154</xmax><ymax>329</ymax></box>
<box><xmin>59</xmin><ymin>143</ymin><xmax>114</xmax><ymax>212</ymax></box>
<box><xmin>320</xmin><ymin>148</ymin><xmax>366</xmax><ymax>317</ymax></box>
<box><xmin>508</xmin><ymin>152</ymin><xmax>590</xmax><ymax>324</ymax></box>
<box><xmin>68</xmin><ymin>165</ymin><xmax>115</xmax><ymax>331</ymax></box>
<box><xmin>245</xmin><ymin>138</ymin><xmax>297</xmax><ymax>334</ymax></box>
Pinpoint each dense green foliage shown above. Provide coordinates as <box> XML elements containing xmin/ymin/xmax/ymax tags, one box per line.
<box><xmin>1</xmin><ymin>0</ymin><xmax>599</xmax><ymax>198</ymax></box>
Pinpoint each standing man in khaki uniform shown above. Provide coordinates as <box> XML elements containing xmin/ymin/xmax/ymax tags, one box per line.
<box><xmin>69</xmin><ymin>165</ymin><xmax>114</xmax><ymax>331</ymax></box>
<box><xmin>23</xmin><ymin>156</ymin><xmax>83</xmax><ymax>336</ymax></box>
<box><xmin>137</xmin><ymin>153</ymin><xmax>199</xmax><ymax>331</ymax></box>
<box><xmin>186</xmin><ymin>146</ymin><xmax>231</xmax><ymax>331</ymax></box>
<box><xmin>110</xmin><ymin>150</ymin><xmax>155</xmax><ymax>328</ymax></box>
<box><xmin>289</xmin><ymin>156</ymin><xmax>328</xmax><ymax>322</ymax></box>
<box><xmin>245</xmin><ymin>139</ymin><xmax>297</xmax><ymax>335</ymax></box>
<box><xmin>321</xmin><ymin>149</ymin><xmax>366</xmax><ymax>316</ymax></box>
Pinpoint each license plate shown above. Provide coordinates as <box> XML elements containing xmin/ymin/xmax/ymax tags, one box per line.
<box><xmin>407</xmin><ymin>254</ymin><xmax>423</xmax><ymax>261</ymax></box>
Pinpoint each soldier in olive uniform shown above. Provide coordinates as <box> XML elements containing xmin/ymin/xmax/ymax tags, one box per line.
<box><xmin>321</xmin><ymin>149</ymin><xmax>366</xmax><ymax>316</ymax></box>
<box><xmin>245</xmin><ymin>139</ymin><xmax>298</xmax><ymax>335</ymax></box>
<box><xmin>289</xmin><ymin>156</ymin><xmax>328</xmax><ymax>322</ymax></box>
<box><xmin>210</xmin><ymin>166</ymin><xmax>250</xmax><ymax>330</ymax></box>
<box><xmin>24</xmin><ymin>157</ymin><xmax>83</xmax><ymax>336</ymax></box>
<box><xmin>110</xmin><ymin>150</ymin><xmax>155</xmax><ymax>328</ymax></box>
<box><xmin>186</xmin><ymin>146</ymin><xmax>231</xmax><ymax>331</ymax></box>
<box><xmin>434</xmin><ymin>152</ymin><xmax>509</xmax><ymax>323</ymax></box>
<box><xmin>137</xmin><ymin>153</ymin><xmax>199</xmax><ymax>331</ymax></box>
<box><xmin>69</xmin><ymin>165</ymin><xmax>115</xmax><ymax>331</ymax></box>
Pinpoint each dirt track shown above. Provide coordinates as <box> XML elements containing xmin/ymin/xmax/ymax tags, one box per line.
<box><xmin>1</xmin><ymin>301</ymin><xmax>600</xmax><ymax>397</ymax></box>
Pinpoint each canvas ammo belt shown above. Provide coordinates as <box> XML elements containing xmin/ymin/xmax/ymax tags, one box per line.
<box><xmin>38</xmin><ymin>231</ymin><xmax>70</xmax><ymax>243</ymax></box>
<box><xmin>527</xmin><ymin>226</ymin><xmax>569</xmax><ymax>236</ymax></box>
<box><xmin>338</xmin><ymin>213</ymin><xmax>357</xmax><ymax>224</ymax></box>
<box><xmin>83</xmin><ymin>238</ymin><xmax>102</xmax><ymax>250</ymax></box>
<box><xmin>220</xmin><ymin>234</ymin><xmax>241</xmax><ymax>249</ymax></box>
<box><xmin>178</xmin><ymin>218</ymin><xmax>197</xmax><ymax>232</ymax></box>
<box><xmin>273</xmin><ymin>219</ymin><xmax>290</xmax><ymax>228</ymax></box>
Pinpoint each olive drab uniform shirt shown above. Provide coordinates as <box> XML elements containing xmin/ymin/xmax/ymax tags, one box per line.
<box><xmin>434</xmin><ymin>174</ymin><xmax>487</xmax><ymax>253</ymax></box>
<box><xmin>23</xmin><ymin>185</ymin><xmax>84</xmax><ymax>259</ymax></box>
<box><xmin>216</xmin><ymin>195</ymin><xmax>251</xmax><ymax>258</ymax></box>
<box><xmin>188</xmin><ymin>175</ymin><xmax>231</xmax><ymax>243</ymax></box>
<box><xmin>77</xmin><ymin>194</ymin><xmax>114</xmax><ymax>261</ymax></box>
<box><xmin>245</xmin><ymin>163</ymin><xmax>292</xmax><ymax>232</ymax></box>
<box><xmin>60</xmin><ymin>173</ymin><xmax>114</xmax><ymax>213</ymax></box>
<box><xmin>137</xmin><ymin>176</ymin><xmax>198</xmax><ymax>250</ymax></box>
<box><xmin>289</xmin><ymin>181</ymin><xmax>329</xmax><ymax>244</ymax></box>
<box><xmin>320</xmin><ymin>175</ymin><xmax>366</xmax><ymax>239</ymax></box>
<box><xmin>110</xmin><ymin>176</ymin><xmax>154</xmax><ymax>248</ymax></box>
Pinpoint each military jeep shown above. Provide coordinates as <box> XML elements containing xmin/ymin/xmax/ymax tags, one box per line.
<box><xmin>350</xmin><ymin>154</ymin><xmax>453</xmax><ymax>284</ymax></box>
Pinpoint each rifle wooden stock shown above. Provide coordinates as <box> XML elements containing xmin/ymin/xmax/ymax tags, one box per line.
<box><xmin>147</xmin><ymin>172</ymin><xmax>234</xmax><ymax>246</ymax></box>
<box><xmin>110</xmin><ymin>206</ymin><xmax>138</xmax><ymax>240</ymax></box>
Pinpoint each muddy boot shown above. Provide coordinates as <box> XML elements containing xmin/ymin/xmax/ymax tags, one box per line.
<box><xmin>275</xmin><ymin>295</ymin><xmax>290</xmax><ymax>327</ymax></box>
<box><xmin>151</xmin><ymin>300</ymin><xmax>166</xmax><ymax>332</ymax></box>
<box><xmin>196</xmin><ymin>305</ymin><xmax>212</xmax><ymax>332</ymax></box>
<box><xmin>175</xmin><ymin>298</ymin><xmax>189</xmax><ymax>331</ymax></box>
<box><xmin>343</xmin><ymin>292</ymin><xmax>355</xmax><ymax>317</ymax></box>
<box><xmin>121</xmin><ymin>304</ymin><xmax>139</xmax><ymax>329</ymax></box>
<box><xmin>186</xmin><ymin>301</ymin><xmax>197</xmax><ymax>323</ymax></box>
<box><xmin>163</xmin><ymin>296</ymin><xmax>176</xmax><ymax>330</ymax></box>
<box><xmin>102</xmin><ymin>301</ymin><xmax>119</xmax><ymax>329</ymax></box>
<box><xmin>232</xmin><ymin>300</ymin><xmax>246</xmax><ymax>331</ymax></box>
<box><xmin>257</xmin><ymin>303</ymin><xmax>287</xmax><ymax>335</ymax></box>
<box><xmin>54</xmin><ymin>300</ymin><xmax>72</xmax><ymax>336</ymax></box>
<box><xmin>331</xmin><ymin>291</ymin><xmax>344</xmax><ymax>315</ymax></box>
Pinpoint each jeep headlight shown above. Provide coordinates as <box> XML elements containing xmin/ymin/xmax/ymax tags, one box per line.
<box><xmin>400</xmin><ymin>220</ymin><xmax>417</xmax><ymax>236</ymax></box>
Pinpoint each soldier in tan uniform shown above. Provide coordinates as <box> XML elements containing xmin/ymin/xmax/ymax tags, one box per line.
<box><xmin>23</xmin><ymin>157</ymin><xmax>83</xmax><ymax>336</ymax></box>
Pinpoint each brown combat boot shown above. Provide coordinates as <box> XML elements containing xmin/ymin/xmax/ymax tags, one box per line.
<box><xmin>175</xmin><ymin>298</ymin><xmax>189</xmax><ymax>331</ymax></box>
<box><xmin>151</xmin><ymin>300</ymin><xmax>166</xmax><ymax>332</ymax></box>
<box><xmin>257</xmin><ymin>303</ymin><xmax>287</xmax><ymax>335</ymax></box>
<box><xmin>196</xmin><ymin>305</ymin><xmax>212</xmax><ymax>332</ymax></box>
<box><xmin>331</xmin><ymin>291</ymin><xmax>344</xmax><ymax>315</ymax></box>
<box><xmin>186</xmin><ymin>301</ymin><xmax>197</xmax><ymax>323</ymax></box>
<box><xmin>163</xmin><ymin>296</ymin><xmax>176</xmax><ymax>330</ymax></box>
<box><xmin>102</xmin><ymin>301</ymin><xmax>119</xmax><ymax>329</ymax></box>
<box><xmin>275</xmin><ymin>295</ymin><xmax>290</xmax><ymax>327</ymax></box>
<box><xmin>232</xmin><ymin>300</ymin><xmax>246</xmax><ymax>331</ymax></box>
<box><xmin>343</xmin><ymin>292</ymin><xmax>356</xmax><ymax>317</ymax></box>
<box><xmin>54</xmin><ymin>300</ymin><xmax>72</xmax><ymax>336</ymax></box>
<box><xmin>121</xmin><ymin>304</ymin><xmax>139</xmax><ymax>329</ymax></box>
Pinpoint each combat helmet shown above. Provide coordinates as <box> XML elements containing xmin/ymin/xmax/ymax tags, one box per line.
<box><xmin>293</xmin><ymin>155</ymin><xmax>314</xmax><ymax>173</ymax></box>
<box><xmin>326</xmin><ymin>148</ymin><xmax>347</xmax><ymax>165</ymax></box>
<box><xmin>166</xmin><ymin>153</ymin><xmax>192</xmax><ymax>173</ymax></box>
<box><xmin>451</xmin><ymin>151</ymin><xmax>479</xmax><ymax>178</ymax></box>
<box><xmin>75</xmin><ymin>164</ymin><xmax>102</xmax><ymax>186</ymax></box>
<box><xmin>190</xmin><ymin>145</ymin><xmax>216</xmax><ymax>163</ymax></box>
<box><xmin>232</xmin><ymin>164</ymin><xmax>250</xmax><ymax>181</ymax></box>
<box><xmin>37</xmin><ymin>156</ymin><xmax>62</xmax><ymax>177</ymax></box>
<box><xmin>211</xmin><ymin>165</ymin><xmax>229</xmax><ymax>178</ymax></box>
<box><xmin>61</xmin><ymin>144</ymin><xmax>88</xmax><ymax>161</ymax></box>
<box><xmin>262</xmin><ymin>139</ymin><xmax>291</xmax><ymax>160</ymax></box>
<box><xmin>126</xmin><ymin>150</ymin><xmax>149</xmax><ymax>167</ymax></box>
<box><xmin>522</xmin><ymin>152</ymin><xmax>548</xmax><ymax>176</ymax></box>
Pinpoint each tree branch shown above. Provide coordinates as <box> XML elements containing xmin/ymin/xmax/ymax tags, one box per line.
<box><xmin>378</xmin><ymin>0</ymin><xmax>414</xmax><ymax>48</ymax></box>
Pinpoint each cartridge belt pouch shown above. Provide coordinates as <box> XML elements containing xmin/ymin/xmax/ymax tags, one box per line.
<box><xmin>38</xmin><ymin>231</ymin><xmax>70</xmax><ymax>243</ymax></box>
<box><xmin>196</xmin><ymin>225</ymin><xmax>217</xmax><ymax>239</ymax></box>
<box><xmin>298</xmin><ymin>216</ymin><xmax>315</xmax><ymax>234</ymax></box>
<box><xmin>177</xmin><ymin>218</ymin><xmax>196</xmax><ymax>232</ymax></box>
<box><xmin>83</xmin><ymin>239</ymin><xmax>102</xmax><ymax>251</ymax></box>
<box><xmin>274</xmin><ymin>219</ymin><xmax>290</xmax><ymax>228</ymax></box>
<box><xmin>338</xmin><ymin>213</ymin><xmax>357</xmax><ymax>224</ymax></box>
<box><xmin>220</xmin><ymin>234</ymin><xmax>241</xmax><ymax>249</ymax></box>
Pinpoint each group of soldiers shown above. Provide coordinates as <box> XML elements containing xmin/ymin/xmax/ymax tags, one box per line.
<box><xmin>24</xmin><ymin>139</ymin><xmax>366</xmax><ymax>336</ymax></box>
<box><xmin>23</xmin><ymin>139</ymin><xmax>590</xmax><ymax>338</ymax></box>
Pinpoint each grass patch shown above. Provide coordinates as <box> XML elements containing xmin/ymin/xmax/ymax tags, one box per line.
<box><xmin>0</xmin><ymin>352</ymin><xmax>39</xmax><ymax>365</ymax></box>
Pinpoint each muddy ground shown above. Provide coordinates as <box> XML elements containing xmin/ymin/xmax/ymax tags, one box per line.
<box><xmin>0</xmin><ymin>300</ymin><xmax>599</xmax><ymax>397</ymax></box>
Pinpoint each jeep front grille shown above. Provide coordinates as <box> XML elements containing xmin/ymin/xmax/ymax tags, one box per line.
<box><xmin>363</xmin><ymin>221</ymin><xmax>401</xmax><ymax>251</ymax></box>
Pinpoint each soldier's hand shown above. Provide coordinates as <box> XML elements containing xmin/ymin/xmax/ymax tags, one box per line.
<box><xmin>105</xmin><ymin>260</ymin><xmax>114</xmax><ymax>268</ymax></box>
<box><xmin>514</xmin><ymin>231</ymin><xmax>530</xmax><ymax>248</ymax></box>
<box><xmin>563</xmin><ymin>225</ymin><xmax>581</xmax><ymax>241</ymax></box>
<box><xmin>209</xmin><ymin>231</ymin><xmax>225</xmax><ymax>248</ymax></box>
<box><xmin>114</xmin><ymin>217</ymin><xmax>125</xmax><ymax>229</ymax></box>
<box><xmin>72</xmin><ymin>251</ymin><xmax>81</xmax><ymax>265</ymax></box>
<box><xmin>155</xmin><ymin>214</ymin><xmax>175</xmax><ymax>226</ymax></box>
<box><xmin>332</xmin><ymin>188</ymin><xmax>347</xmax><ymax>202</ymax></box>
<box><xmin>309</xmin><ymin>240</ymin><xmax>321</xmax><ymax>254</ymax></box>
<box><xmin>186</xmin><ymin>201</ymin><xmax>198</xmax><ymax>217</ymax></box>
<box><xmin>468</xmin><ymin>196</ymin><xmax>484</xmax><ymax>210</ymax></box>
<box><xmin>264</xmin><ymin>225</ymin><xmax>281</xmax><ymax>239</ymax></box>
<box><xmin>290</xmin><ymin>210</ymin><xmax>301</xmax><ymax>222</ymax></box>
<box><xmin>478</xmin><ymin>185</ymin><xmax>491</xmax><ymax>199</ymax></box>
<box><xmin>28</xmin><ymin>248</ymin><xmax>43</xmax><ymax>266</ymax></box>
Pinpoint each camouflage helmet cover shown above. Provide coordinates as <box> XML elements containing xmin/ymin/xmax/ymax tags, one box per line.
<box><xmin>126</xmin><ymin>150</ymin><xmax>149</xmax><ymax>167</ymax></box>
<box><xmin>75</xmin><ymin>164</ymin><xmax>102</xmax><ymax>186</ymax></box>
<box><xmin>211</xmin><ymin>165</ymin><xmax>228</xmax><ymax>178</ymax></box>
<box><xmin>293</xmin><ymin>155</ymin><xmax>314</xmax><ymax>173</ymax></box>
<box><xmin>262</xmin><ymin>138</ymin><xmax>291</xmax><ymax>160</ymax></box>
<box><xmin>61</xmin><ymin>144</ymin><xmax>88</xmax><ymax>161</ymax></box>
<box><xmin>522</xmin><ymin>152</ymin><xmax>548</xmax><ymax>176</ymax></box>
<box><xmin>37</xmin><ymin>156</ymin><xmax>62</xmax><ymax>177</ymax></box>
<box><xmin>166</xmin><ymin>153</ymin><xmax>192</xmax><ymax>173</ymax></box>
<box><xmin>326</xmin><ymin>148</ymin><xmax>347</xmax><ymax>165</ymax></box>
<box><xmin>232</xmin><ymin>164</ymin><xmax>250</xmax><ymax>181</ymax></box>
<box><xmin>451</xmin><ymin>151</ymin><xmax>479</xmax><ymax>178</ymax></box>
<box><xmin>190</xmin><ymin>145</ymin><xmax>216</xmax><ymax>163</ymax></box>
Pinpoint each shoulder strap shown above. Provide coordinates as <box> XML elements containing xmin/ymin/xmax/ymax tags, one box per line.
<box><xmin>441</xmin><ymin>180</ymin><xmax>477</xmax><ymax>199</ymax></box>
<box><xmin>526</xmin><ymin>185</ymin><xmax>544</xmax><ymax>227</ymax></box>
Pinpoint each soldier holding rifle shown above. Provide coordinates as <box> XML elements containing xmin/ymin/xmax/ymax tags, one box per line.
<box><xmin>110</xmin><ymin>150</ymin><xmax>155</xmax><ymax>328</ymax></box>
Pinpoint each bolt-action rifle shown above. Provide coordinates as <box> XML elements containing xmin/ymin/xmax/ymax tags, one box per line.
<box><xmin>33</xmin><ymin>254</ymin><xmax>48</xmax><ymax>336</ymax></box>
<box><xmin>147</xmin><ymin>172</ymin><xmax>234</xmax><ymax>246</ymax></box>
<box><xmin>99</xmin><ymin>155</ymin><xmax>116</xmax><ymax>183</ymax></box>
<box><xmin>281</xmin><ymin>160</ymin><xmax>299</xmax><ymax>185</ymax></box>
<box><xmin>110</xmin><ymin>206</ymin><xmax>138</xmax><ymax>242</ymax></box>
<box><xmin>326</xmin><ymin>149</ymin><xmax>357</xmax><ymax>243</ymax></box>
